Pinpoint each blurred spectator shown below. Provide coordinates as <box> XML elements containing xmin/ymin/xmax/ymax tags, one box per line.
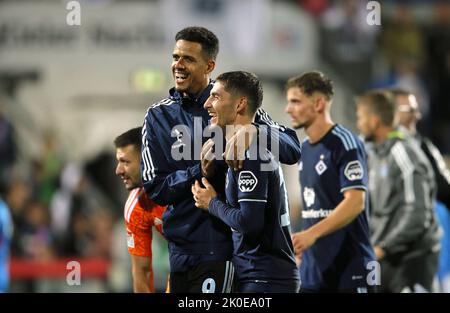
<box><xmin>5</xmin><ymin>179</ymin><xmax>32</xmax><ymax>256</ymax></box>
<box><xmin>375</xmin><ymin>5</ymin><xmax>431</xmax><ymax>135</ymax></box>
<box><xmin>356</xmin><ymin>90</ymin><xmax>441</xmax><ymax>292</ymax></box>
<box><xmin>17</xmin><ymin>201</ymin><xmax>54</xmax><ymax>260</ymax></box>
<box><xmin>0</xmin><ymin>197</ymin><xmax>13</xmax><ymax>292</ymax></box>
<box><xmin>0</xmin><ymin>103</ymin><xmax>17</xmax><ymax>194</ymax></box>
<box><xmin>89</xmin><ymin>209</ymin><xmax>113</xmax><ymax>259</ymax></box>
<box><xmin>297</xmin><ymin>0</ymin><xmax>329</xmax><ymax>16</ymax></box>
<box><xmin>34</xmin><ymin>131</ymin><xmax>63</xmax><ymax>206</ymax></box>
<box><xmin>425</xmin><ymin>3</ymin><xmax>450</xmax><ymax>153</ymax></box>
<box><xmin>320</xmin><ymin>0</ymin><xmax>380</xmax><ymax>91</ymax></box>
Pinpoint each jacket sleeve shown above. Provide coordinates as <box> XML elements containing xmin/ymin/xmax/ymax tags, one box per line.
<box><xmin>141</xmin><ymin>110</ymin><xmax>202</xmax><ymax>206</ymax></box>
<box><xmin>208</xmin><ymin>158</ymin><xmax>269</xmax><ymax>234</ymax></box>
<box><xmin>208</xmin><ymin>197</ymin><xmax>266</xmax><ymax>235</ymax></box>
<box><xmin>254</xmin><ymin>108</ymin><xmax>301</xmax><ymax>165</ymax></box>
<box><xmin>378</xmin><ymin>145</ymin><xmax>435</xmax><ymax>255</ymax></box>
<box><xmin>422</xmin><ymin>137</ymin><xmax>450</xmax><ymax>209</ymax></box>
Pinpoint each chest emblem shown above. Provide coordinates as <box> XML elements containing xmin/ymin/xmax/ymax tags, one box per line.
<box><xmin>315</xmin><ymin>160</ymin><xmax>327</xmax><ymax>175</ymax></box>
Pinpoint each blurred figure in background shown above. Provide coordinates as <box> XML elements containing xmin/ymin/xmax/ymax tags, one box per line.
<box><xmin>285</xmin><ymin>71</ymin><xmax>375</xmax><ymax>292</ymax></box>
<box><xmin>34</xmin><ymin>131</ymin><xmax>63</xmax><ymax>207</ymax></box>
<box><xmin>391</xmin><ymin>88</ymin><xmax>450</xmax><ymax>292</ymax></box>
<box><xmin>0</xmin><ymin>102</ymin><xmax>17</xmax><ymax>195</ymax></box>
<box><xmin>114</xmin><ymin>127</ymin><xmax>166</xmax><ymax>293</ymax></box>
<box><xmin>320</xmin><ymin>0</ymin><xmax>379</xmax><ymax>92</ymax></box>
<box><xmin>0</xmin><ymin>197</ymin><xmax>12</xmax><ymax>292</ymax></box>
<box><xmin>356</xmin><ymin>90</ymin><xmax>441</xmax><ymax>292</ymax></box>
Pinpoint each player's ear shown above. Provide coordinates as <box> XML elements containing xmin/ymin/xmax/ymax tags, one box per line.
<box><xmin>236</xmin><ymin>97</ymin><xmax>247</xmax><ymax>115</ymax></box>
<box><xmin>205</xmin><ymin>59</ymin><xmax>215</xmax><ymax>75</ymax></box>
<box><xmin>314</xmin><ymin>94</ymin><xmax>325</xmax><ymax>113</ymax></box>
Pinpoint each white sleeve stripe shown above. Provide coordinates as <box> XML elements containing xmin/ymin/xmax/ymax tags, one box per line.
<box><xmin>221</xmin><ymin>261</ymin><xmax>230</xmax><ymax>293</ymax></box>
<box><xmin>125</xmin><ymin>197</ymin><xmax>139</xmax><ymax>222</ymax></box>
<box><xmin>422</xmin><ymin>181</ymin><xmax>432</xmax><ymax>212</ymax></box>
<box><xmin>226</xmin><ymin>262</ymin><xmax>235</xmax><ymax>293</ymax></box>
<box><xmin>392</xmin><ymin>142</ymin><xmax>415</xmax><ymax>203</ymax></box>
<box><xmin>124</xmin><ymin>189</ymin><xmax>139</xmax><ymax>220</ymax></box>
<box><xmin>428</xmin><ymin>142</ymin><xmax>450</xmax><ymax>184</ymax></box>
<box><xmin>392</xmin><ymin>143</ymin><xmax>414</xmax><ymax>173</ymax></box>
<box><xmin>149</xmin><ymin>98</ymin><xmax>175</xmax><ymax>109</ymax></box>
<box><xmin>124</xmin><ymin>189</ymin><xmax>138</xmax><ymax>211</ymax></box>
<box><xmin>238</xmin><ymin>199</ymin><xmax>267</xmax><ymax>203</ymax></box>
<box><xmin>340</xmin><ymin>185</ymin><xmax>367</xmax><ymax>192</ymax></box>
<box><xmin>141</xmin><ymin>121</ymin><xmax>155</xmax><ymax>181</ymax></box>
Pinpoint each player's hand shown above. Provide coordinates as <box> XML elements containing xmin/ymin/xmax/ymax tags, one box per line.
<box><xmin>201</xmin><ymin>139</ymin><xmax>216</xmax><ymax>178</ymax></box>
<box><xmin>374</xmin><ymin>246</ymin><xmax>386</xmax><ymax>260</ymax></box>
<box><xmin>295</xmin><ymin>252</ymin><xmax>302</xmax><ymax>267</ymax></box>
<box><xmin>223</xmin><ymin>124</ymin><xmax>257</xmax><ymax>171</ymax></box>
<box><xmin>291</xmin><ymin>230</ymin><xmax>317</xmax><ymax>255</ymax></box>
<box><xmin>191</xmin><ymin>178</ymin><xmax>217</xmax><ymax>210</ymax></box>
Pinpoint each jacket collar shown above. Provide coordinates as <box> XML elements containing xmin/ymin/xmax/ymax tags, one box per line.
<box><xmin>169</xmin><ymin>80</ymin><xmax>214</xmax><ymax>107</ymax></box>
<box><xmin>375</xmin><ymin>129</ymin><xmax>404</xmax><ymax>156</ymax></box>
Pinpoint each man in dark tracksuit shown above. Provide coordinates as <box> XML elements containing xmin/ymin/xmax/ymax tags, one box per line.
<box><xmin>141</xmin><ymin>27</ymin><xmax>301</xmax><ymax>293</ymax></box>
<box><xmin>356</xmin><ymin>90</ymin><xmax>441</xmax><ymax>293</ymax></box>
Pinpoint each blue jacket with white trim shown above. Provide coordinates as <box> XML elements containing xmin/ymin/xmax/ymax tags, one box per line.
<box><xmin>141</xmin><ymin>81</ymin><xmax>301</xmax><ymax>271</ymax></box>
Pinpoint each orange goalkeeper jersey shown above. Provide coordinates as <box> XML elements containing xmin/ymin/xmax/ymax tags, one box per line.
<box><xmin>124</xmin><ymin>187</ymin><xmax>165</xmax><ymax>291</ymax></box>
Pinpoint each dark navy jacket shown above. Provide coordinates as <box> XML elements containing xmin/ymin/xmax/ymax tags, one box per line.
<box><xmin>141</xmin><ymin>81</ymin><xmax>301</xmax><ymax>272</ymax></box>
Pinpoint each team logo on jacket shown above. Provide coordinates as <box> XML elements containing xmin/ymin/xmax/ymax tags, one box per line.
<box><xmin>238</xmin><ymin>171</ymin><xmax>258</xmax><ymax>192</ymax></box>
<box><xmin>303</xmin><ymin>187</ymin><xmax>315</xmax><ymax>207</ymax></box>
<box><xmin>315</xmin><ymin>160</ymin><xmax>327</xmax><ymax>175</ymax></box>
<box><xmin>344</xmin><ymin>161</ymin><xmax>364</xmax><ymax>181</ymax></box>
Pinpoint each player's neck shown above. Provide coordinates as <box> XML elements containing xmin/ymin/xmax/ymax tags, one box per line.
<box><xmin>306</xmin><ymin>115</ymin><xmax>335</xmax><ymax>144</ymax></box>
<box><xmin>224</xmin><ymin>115</ymin><xmax>254</xmax><ymax>141</ymax></box>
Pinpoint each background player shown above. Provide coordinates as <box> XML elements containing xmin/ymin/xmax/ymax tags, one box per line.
<box><xmin>284</xmin><ymin>71</ymin><xmax>376</xmax><ymax>292</ymax></box>
<box><xmin>356</xmin><ymin>90</ymin><xmax>441</xmax><ymax>292</ymax></box>
<box><xmin>114</xmin><ymin>127</ymin><xmax>166</xmax><ymax>293</ymax></box>
<box><xmin>391</xmin><ymin>88</ymin><xmax>450</xmax><ymax>290</ymax></box>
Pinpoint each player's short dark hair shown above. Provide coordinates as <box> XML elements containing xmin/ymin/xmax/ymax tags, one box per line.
<box><xmin>285</xmin><ymin>71</ymin><xmax>334</xmax><ymax>101</ymax></box>
<box><xmin>216</xmin><ymin>71</ymin><xmax>263</xmax><ymax>115</ymax></box>
<box><xmin>114</xmin><ymin>127</ymin><xmax>142</xmax><ymax>150</ymax></box>
<box><xmin>175</xmin><ymin>26</ymin><xmax>219</xmax><ymax>61</ymax></box>
<box><xmin>355</xmin><ymin>90</ymin><xmax>396</xmax><ymax>127</ymax></box>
